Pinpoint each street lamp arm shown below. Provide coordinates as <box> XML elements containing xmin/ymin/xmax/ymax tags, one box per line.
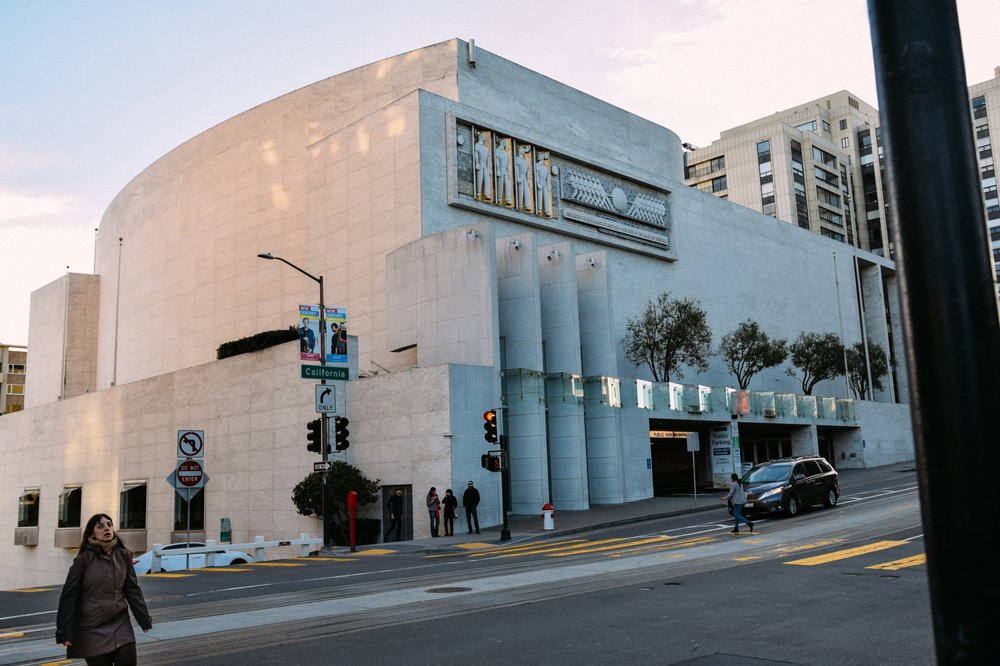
<box><xmin>256</xmin><ymin>252</ymin><xmax>321</xmax><ymax>285</ymax></box>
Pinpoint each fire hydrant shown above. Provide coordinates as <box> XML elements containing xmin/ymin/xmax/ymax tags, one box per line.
<box><xmin>541</xmin><ymin>503</ymin><xmax>555</xmax><ymax>530</ymax></box>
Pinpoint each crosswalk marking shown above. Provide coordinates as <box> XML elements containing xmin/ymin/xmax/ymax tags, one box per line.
<box><xmin>546</xmin><ymin>536</ymin><xmax>672</xmax><ymax>557</ymax></box>
<box><xmin>867</xmin><ymin>554</ymin><xmax>926</xmax><ymax>570</ymax></box>
<box><xmin>785</xmin><ymin>540</ymin><xmax>907</xmax><ymax>566</ymax></box>
<box><xmin>356</xmin><ymin>548</ymin><xmax>398</xmax><ymax>556</ymax></box>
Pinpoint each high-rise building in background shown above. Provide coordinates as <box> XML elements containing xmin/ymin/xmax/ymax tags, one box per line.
<box><xmin>685</xmin><ymin>67</ymin><xmax>1000</xmax><ymax>300</ymax></box>
<box><xmin>0</xmin><ymin>343</ymin><xmax>27</xmax><ymax>415</ymax></box>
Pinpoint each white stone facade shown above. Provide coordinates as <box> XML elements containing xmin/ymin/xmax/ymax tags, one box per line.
<box><xmin>1</xmin><ymin>40</ymin><xmax>914</xmax><ymax>589</ymax></box>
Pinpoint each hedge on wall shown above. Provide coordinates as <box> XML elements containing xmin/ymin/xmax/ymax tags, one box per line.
<box><xmin>216</xmin><ymin>326</ymin><xmax>298</xmax><ymax>360</ymax></box>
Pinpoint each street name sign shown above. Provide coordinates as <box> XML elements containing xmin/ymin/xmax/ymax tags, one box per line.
<box><xmin>301</xmin><ymin>365</ymin><xmax>348</xmax><ymax>381</ymax></box>
<box><xmin>313</xmin><ymin>461</ymin><xmax>334</xmax><ymax>472</ymax></box>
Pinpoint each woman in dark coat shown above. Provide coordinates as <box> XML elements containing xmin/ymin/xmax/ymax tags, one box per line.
<box><xmin>56</xmin><ymin>513</ymin><xmax>152</xmax><ymax>665</ymax></box>
<box><xmin>441</xmin><ymin>489</ymin><xmax>458</xmax><ymax>536</ymax></box>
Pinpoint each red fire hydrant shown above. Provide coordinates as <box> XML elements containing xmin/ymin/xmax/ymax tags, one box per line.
<box><xmin>541</xmin><ymin>503</ymin><xmax>555</xmax><ymax>530</ymax></box>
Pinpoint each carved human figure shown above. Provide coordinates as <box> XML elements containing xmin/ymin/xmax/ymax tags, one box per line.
<box><xmin>535</xmin><ymin>151</ymin><xmax>552</xmax><ymax>216</ymax></box>
<box><xmin>474</xmin><ymin>131</ymin><xmax>492</xmax><ymax>200</ymax></box>
<box><xmin>494</xmin><ymin>137</ymin><xmax>513</xmax><ymax>206</ymax></box>
<box><xmin>515</xmin><ymin>144</ymin><xmax>532</xmax><ymax>211</ymax></box>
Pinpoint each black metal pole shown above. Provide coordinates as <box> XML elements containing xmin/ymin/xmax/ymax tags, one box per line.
<box><xmin>868</xmin><ymin>2</ymin><xmax>1000</xmax><ymax>662</ymax></box>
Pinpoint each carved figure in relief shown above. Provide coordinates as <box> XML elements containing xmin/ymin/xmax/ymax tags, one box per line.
<box><xmin>474</xmin><ymin>131</ymin><xmax>492</xmax><ymax>200</ymax></box>
<box><xmin>535</xmin><ymin>151</ymin><xmax>552</xmax><ymax>216</ymax></box>
<box><xmin>515</xmin><ymin>144</ymin><xmax>532</xmax><ymax>210</ymax></box>
<box><xmin>494</xmin><ymin>137</ymin><xmax>513</xmax><ymax>206</ymax></box>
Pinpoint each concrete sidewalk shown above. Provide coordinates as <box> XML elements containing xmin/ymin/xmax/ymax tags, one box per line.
<box><xmin>330</xmin><ymin>490</ymin><xmax>731</xmax><ymax>556</ymax></box>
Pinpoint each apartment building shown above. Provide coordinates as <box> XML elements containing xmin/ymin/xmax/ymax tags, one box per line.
<box><xmin>0</xmin><ymin>343</ymin><xmax>27</xmax><ymax>415</ymax></box>
<box><xmin>686</xmin><ymin>70</ymin><xmax>1000</xmax><ymax>296</ymax></box>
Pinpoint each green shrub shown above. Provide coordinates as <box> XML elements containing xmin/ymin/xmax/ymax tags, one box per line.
<box><xmin>217</xmin><ymin>326</ymin><xmax>298</xmax><ymax>360</ymax></box>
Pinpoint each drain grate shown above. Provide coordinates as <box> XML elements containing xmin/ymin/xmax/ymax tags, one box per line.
<box><xmin>426</xmin><ymin>586</ymin><xmax>472</xmax><ymax>594</ymax></box>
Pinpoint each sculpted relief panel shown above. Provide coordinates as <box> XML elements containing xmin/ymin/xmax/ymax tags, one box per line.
<box><xmin>455</xmin><ymin>121</ymin><xmax>671</xmax><ymax>254</ymax></box>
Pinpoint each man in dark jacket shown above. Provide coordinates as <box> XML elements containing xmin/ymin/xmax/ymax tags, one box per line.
<box><xmin>385</xmin><ymin>489</ymin><xmax>404</xmax><ymax>541</ymax></box>
<box><xmin>463</xmin><ymin>480</ymin><xmax>481</xmax><ymax>534</ymax></box>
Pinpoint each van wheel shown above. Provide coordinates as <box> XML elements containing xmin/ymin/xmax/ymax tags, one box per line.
<box><xmin>786</xmin><ymin>495</ymin><xmax>800</xmax><ymax>517</ymax></box>
<box><xmin>823</xmin><ymin>488</ymin><xmax>838</xmax><ymax>507</ymax></box>
<box><xmin>231</xmin><ymin>558</ymin><xmax>247</xmax><ymax>565</ymax></box>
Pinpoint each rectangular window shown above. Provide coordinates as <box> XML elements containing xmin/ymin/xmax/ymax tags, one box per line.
<box><xmin>812</xmin><ymin>146</ymin><xmax>838</xmax><ymax>168</ymax></box>
<box><xmin>817</xmin><ymin>187</ymin><xmax>841</xmax><ymax>207</ymax></box>
<box><xmin>119</xmin><ymin>483</ymin><xmax>147</xmax><ymax>529</ymax></box>
<box><xmin>795</xmin><ymin>120</ymin><xmax>817</xmax><ymax>132</ymax></box>
<box><xmin>711</xmin><ymin>175</ymin><xmax>727</xmax><ymax>192</ymax></box>
<box><xmin>174</xmin><ymin>490</ymin><xmax>205</xmax><ymax>531</ymax></box>
<box><xmin>821</xmin><ymin>120</ymin><xmax>831</xmax><ymax>132</ymax></box>
<box><xmin>849</xmin><ymin>97</ymin><xmax>860</xmax><ymax>110</ymax></box>
<box><xmin>814</xmin><ymin>166</ymin><xmax>839</xmax><ymax>187</ymax></box>
<box><xmin>819</xmin><ymin>208</ymin><xmax>844</xmax><ymax>226</ymax></box>
<box><xmin>7</xmin><ymin>384</ymin><xmax>24</xmax><ymax>395</ymax></box>
<box><xmin>59</xmin><ymin>487</ymin><xmax>83</xmax><ymax>528</ymax></box>
<box><xmin>842</xmin><ymin>137</ymin><xmax>850</xmax><ymax>149</ymax></box>
<box><xmin>839</xmin><ymin>119</ymin><xmax>848</xmax><ymax>131</ymax></box>
<box><xmin>18</xmin><ymin>490</ymin><xmax>40</xmax><ymax>527</ymax></box>
<box><xmin>6</xmin><ymin>364</ymin><xmax>26</xmax><ymax>374</ymax></box>
<box><xmin>757</xmin><ymin>140</ymin><xmax>771</xmax><ymax>163</ymax></box>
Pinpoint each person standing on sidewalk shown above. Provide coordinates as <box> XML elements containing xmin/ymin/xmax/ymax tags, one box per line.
<box><xmin>385</xmin><ymin>489</ymin><xmax>404</xmax><ymax>541</ymax></box>
<box><xmin>426</xmin><ymin>487</ymin><xmax>441</xmax><ymax>537</ymax></box>
<box><xmin>56</xmin><ymin>513</ymin><xmax>152</xmax><ymax>665</ymax></box>
<box><xmin>723</xmin><ymin>473</ymin><xmax>754</xmax><ymax>534</ymax></box>
<box><xmin>463</xmin><ymin>480</ymin><xmax>481</xmax><ymax>534</ymax></box>
<box><xmin>442</xmin><ymin>489</ymin><xmax>458</xmax><ymax>536</ymax></box>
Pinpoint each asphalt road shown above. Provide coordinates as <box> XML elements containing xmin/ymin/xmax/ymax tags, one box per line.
<box><xmin>1</xmin><ymin>466</ymin><xmax>930</xmax><ymax>665</ymax></box>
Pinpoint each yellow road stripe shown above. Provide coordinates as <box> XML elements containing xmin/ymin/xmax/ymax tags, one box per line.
<box><xmin>454</xmin><ymin>542</ymin><xmax>496</xmax><ymax>550</ymax></box>
<box><xmin>9</xmin><ymin>587</ymin><xmax>57</xmax><ymax>593</ymax></box>
<box><xmin>356</xmin><ymin>548</ymin><xmax>398</xmax><ymax>555</ymax></box>
<box><xmin>547</xmin><ymin>536</ymin><xmax>672</xmax><ymax>557</ymax></box>
<box><xmin>245</xmin><ymin>562</ymin><xmax>302</xmax><ymax>567</ymax></box>
<box><xmin>494</xmin><ymin>538</ymin><xmax>629</xmax><ymax>559</ymax></box>
<box><xmin>0</xmin><ymin>632</ymin><xmax>25</xmax><ymax>639</ymax></box>
<box><xmin>462</xmin><ymin>539</ymin><xmax>589</xmax><ymax>558</ymax></box>
<box><xmin>142</xmin><ymin>573</ymin><xmax>194</xmax><ymax>578</ymax></box>
<box><xmin>196</xmin><ymin>567</ymin><xmax>250</xmax><ymax>572</ymax></box>
<box><xmin>777</xmin><ymin>539</ymin><xmax>843</xmax><ymax>555</ymax></box>
<box><xmin>785</xmin><ymin>540</ymin><xmax>907</xmax><ymax>566</ymax></box>
<box><xmin>867</xmin><ymin>554</ymin><xmax>926</xmax><ymax>571</ymax></box>
<box><xmin>608</xmin><ymin>535</ymin><xmax>716</xmax><ymax>557</ymax></box>
<box><xmin>40</xmin><ymin>661</ymin><xmax>73</xmax><ymax>665</ymax></box>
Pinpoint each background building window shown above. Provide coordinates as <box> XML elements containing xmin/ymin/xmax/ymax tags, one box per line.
<box><xmin>18</xmin><ymin>490</ymin><xmax>40</xmax><ymax>527</ymax></box>
<box><xmin>58</xmin><ymin>487</ymin><xmax>83</xmax><ymax>528</ymax></box>
<box><xmin>174</xmin><ymin>491</ymin><xmax>205</xmax><ymax>531</ymax></box>
<box><xmin>119</xmin><ymin>483</ymin><xmax>147</xmax><ymax>529</ymax></box>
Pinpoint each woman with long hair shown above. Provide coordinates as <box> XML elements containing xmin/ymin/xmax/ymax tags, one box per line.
<box><xmin>56</xmin><ymin>513</ymin><xmax>152</xmax><ymax>665</ymax></box>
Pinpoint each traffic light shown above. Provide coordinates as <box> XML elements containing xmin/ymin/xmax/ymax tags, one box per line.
<box><xmin>306</xmin><ymin>418</ymin><xmax>322</xmax><ymax>453</ymax></box>
<box><xmin>483</xmin><ymin>409</ymin><xmax>498</xmax><ymax>443</ymax></box>
<box><xmin>334</xmin><ymin>416</ymin><xmax>350</xmax><ymax>451</ymax></box>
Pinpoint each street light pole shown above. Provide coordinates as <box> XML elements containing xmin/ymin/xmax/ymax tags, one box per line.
<box><xmin>257</xmin><ymin>252</ymin><xmax>334</xmax><ymax>549</ymax></box>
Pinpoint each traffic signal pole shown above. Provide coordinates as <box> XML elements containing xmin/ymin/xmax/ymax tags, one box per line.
<box><xmin>498</xmin><ymin>409</ymin><xmax>510</xmax><ymax>541</ymax></box>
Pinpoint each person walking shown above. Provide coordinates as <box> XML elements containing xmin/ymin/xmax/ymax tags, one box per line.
<box><xmin>723</xmin><ymin>473</ymin><xmax>754</xmax><ymax>534</ymax></box>
<box><xmin>56</xmin><ymin>513</ymin><xmax>152</xmax><ymax>665</ymax></box>
<box><xmin>426</xmin><ymin>487</ymin><xmax>440</xmax><ymax>537</ymax></box>
<box><xmin>463</xmin><ymin>480</ymin><xmax>481</xmax><ymax>534</ymax></box>
<box><xmin>385</xmin><ymin>489</ymin><xmax>404</xmax><ymax>542</ymax></box>
<box><xmin>442</xmin><ymin>489</ymin><xmax>458</xmax><ymax>536</ymax></box>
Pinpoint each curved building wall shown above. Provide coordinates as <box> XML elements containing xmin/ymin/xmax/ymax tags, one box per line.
<box><xmin>93</xmin><ymin>41</ymin><xmax>462</xmax><ymax>389</ymax></box>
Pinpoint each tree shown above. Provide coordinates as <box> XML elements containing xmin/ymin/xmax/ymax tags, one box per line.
<box><xmin>291</xmin><ymin>461</ymin><xmax>381</xmax><ymax>544</ymax></box>
<box><xmin>719</xmin><ymin>320</ymin><xmax>788</xmax><ymax>389</ymax></box>
<box><xmin>786</xmin><ymin>332</ymin><xmax>845</xmax><ymax>395</ymax></box>
<box><xmin>622</xmin><ymin>292</ymin><xmax>712</xmax><ymax>383</ymax></box>
<box><xmin>846</xmin><ymin>339</ymin><xmax>889</xmax><ymax>400</ymax></box>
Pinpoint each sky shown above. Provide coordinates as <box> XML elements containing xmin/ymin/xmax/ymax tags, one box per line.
<box><xmin>1</xmin><ymin>0</ymin><xmax>996</xmax><ymax>345</ymax></box>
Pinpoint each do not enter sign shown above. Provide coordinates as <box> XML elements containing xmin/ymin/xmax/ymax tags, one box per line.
<box><xmin>176</xmin><ymin>459</ymin><xmax>205</xmax><ymax>488</ymax></box>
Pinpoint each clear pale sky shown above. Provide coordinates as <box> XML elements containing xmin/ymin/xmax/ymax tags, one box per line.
<box><xmin>1</xmin><ymin>0</ymin><xmax>996</xmax><ymax>345</ymax></box>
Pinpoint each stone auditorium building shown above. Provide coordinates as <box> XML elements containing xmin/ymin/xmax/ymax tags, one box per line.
<box><xmin>0</xmin><ymin>40</ymin><xmax>912</xmax><ymax>588</ymax></box>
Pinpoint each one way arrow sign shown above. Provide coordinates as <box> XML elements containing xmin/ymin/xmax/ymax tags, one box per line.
<box><xmin>315</xmin><ymin>384</ymin><xmax>336</xmax><ymax>413</ymax></box>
